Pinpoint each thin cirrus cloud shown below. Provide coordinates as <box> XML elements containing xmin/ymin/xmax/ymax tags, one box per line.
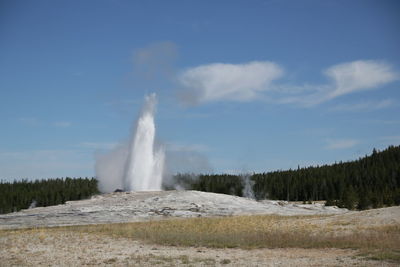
<box><xmin>178</xmin><ymin>60</ymin><xmax>398</xmax><ymax>107</ymax></box>
<box><xmin>325</xmin><ymin>60</ymin><xmax>398</xmax><ymax>99</ymax></box>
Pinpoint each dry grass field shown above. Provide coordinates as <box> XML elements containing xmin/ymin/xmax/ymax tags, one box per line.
<box><xmin>1</xmin><ymin>206</ymin><xmax>399</xmax><ymax>266</ymax></box>
<box><xmin>68</xmin><ymin>214</ymin><xmax>399</xmax><ymax>251</ymax></box>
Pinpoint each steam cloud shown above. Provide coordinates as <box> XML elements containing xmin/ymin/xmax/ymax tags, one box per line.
<box><xmin>96</xmin><ymin>94</ymin><xmax>165</xmax><ymax>192</ymax></box>
<box><xmin>241</xmin><ymin>174</ymin><xmax>255</xmax><ymax>199</ymax></box>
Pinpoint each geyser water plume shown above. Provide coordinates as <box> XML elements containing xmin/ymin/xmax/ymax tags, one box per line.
<box><xmin>124</xmin><ymin>93</ymin><xmax>164</xmax><ymax>191</ymax></box>
<box><xmin>95</xmin><ymin>93</ymin><xmax>164</xmax><ymax>192</ymax></box>
<box><xmin>241</xmin><ymin>174</ymin><xmax>255</xmax><ymax>199</ymax></box>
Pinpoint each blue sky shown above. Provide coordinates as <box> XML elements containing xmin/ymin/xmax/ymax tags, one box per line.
<box><xmin>1</xmin><ymin>0</ymin><xmax>399</xmax><ymax>180</ymax></box>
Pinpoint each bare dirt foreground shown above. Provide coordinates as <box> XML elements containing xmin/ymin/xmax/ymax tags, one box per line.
<box><xmin>0</xmin><ymin>230</ymin><xmax>389</xmax><ymax>267</ymax></box>
<box><xmin>1</xmin><ymin>191</ymin><xmax>399</xmax><ymax>266</ymax></box>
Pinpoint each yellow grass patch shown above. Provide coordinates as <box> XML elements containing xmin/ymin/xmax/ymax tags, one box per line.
<box><xmin>62</xmin><ymin>215</ymin><xmax>399</xmax><ymax>252</ymax></box>
<box><xmin>1</xmin><ymin>214</ymin><xmax>399</xmax><ymax>263</ymax></box>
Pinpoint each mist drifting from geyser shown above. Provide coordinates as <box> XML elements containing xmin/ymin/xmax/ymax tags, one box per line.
<box><xmin>95</xmin><ymin>93</ymin><xmax>164</xmax><ymax>192</ymax></box>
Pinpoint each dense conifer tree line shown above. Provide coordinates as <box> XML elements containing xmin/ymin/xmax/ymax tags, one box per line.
<box><xmin>1</xmin><ymin>146</ymin><xmax>399</xmax><ymax>214</ymax></box>
<box><xmin>0</xmin><ymin>177</ymin><xmax>99</xmax><ymax>214</ymax></box>
<box><xmin>174</xmin><ymin>145</ymin><xmax>400</xmax><ymax>210</ymax></box>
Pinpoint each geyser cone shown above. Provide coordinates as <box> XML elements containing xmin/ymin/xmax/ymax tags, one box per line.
<box><xmin>124</xmin><ymin>93</ymin><xmax>164</xmax><ymax>191</ymax></box>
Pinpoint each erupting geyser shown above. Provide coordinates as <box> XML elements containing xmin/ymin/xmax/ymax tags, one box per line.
<box><xmin>95</xmin><ymin>93</ymin><xmax>165</xmax><ymax>192</ymax></box>
<box><xmin>124</xmin><ymin>93</ymin><xmax>164</xmax><ymax>191</ymax></box>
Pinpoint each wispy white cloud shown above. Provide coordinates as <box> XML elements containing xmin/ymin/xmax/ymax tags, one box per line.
<box><xmin>280</xmin><ymin>60</ymin><xmax>399</xmax><ymax>106</ymax></box>
<box><xmin>325</xmin><ymin>139</ymin><xmax>360</xmax><ymax>150</ymax></box>
<box><xmin>53</xmin><ymin>121</ymin><xmax>72</xmax><ymax>128</ymax></box>
<box><xmin>178</xmin><ymin>60</ymin><xmax>398</xmax><ymax>107</ymax></box>
<box><xmin>325</xmin><ymin>60</ymin><xmax>398</xmax><ymax>99</ymax></box>
<box><xmin>178</xmin><ymin>61</ymin><xmax>284</xmax><ymax>104</ymax></box>
<box><xmin>330</xmin><ymin>99</ymin><xmax>395</xmax><ymax>112</ymax></box>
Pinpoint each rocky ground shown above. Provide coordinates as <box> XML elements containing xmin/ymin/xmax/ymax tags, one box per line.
<box><xmin>0</xmin><ymin>190</ymin><xmax>347</xmax><ymax>230</ymax></box>
<box><xmin>1</xmin><ymin>191</ymin><xmax>399</xmax><ymax>266</ymax></box>
<box><xmin>1</xmin><ymin>229</ymin><xmax>393</xmax><ymax>267</ymax></box>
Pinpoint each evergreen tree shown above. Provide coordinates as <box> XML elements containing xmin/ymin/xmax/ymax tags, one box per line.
<box><xmin>172</xmin><ymin>145</ymin><xmax>400</xmax><ymax>211</ymax></box>
<box><xmin>0</xmin><ymin>177</ymin><xmax>99</xmax><ymax>214</ymax></box>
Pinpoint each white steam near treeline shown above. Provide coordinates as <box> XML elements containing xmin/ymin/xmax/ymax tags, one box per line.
<box><xmin>96</xmin><ymin>94</ymin><xmax>164</xmax><ymax>192</ymax></box>
<box><xmin>93</xmin><ymin>93</ymin><xmax>255</xmax><ymax>198</ymax></box>
<box><xmin>95</xmin><ymin>93</ymin><xmax>211</xmax><ymax>193</ymax></box>
<box><xmin>241</xmin><ymin>174</ymin><xmax>255</xmax><ymax>199</ymax></box>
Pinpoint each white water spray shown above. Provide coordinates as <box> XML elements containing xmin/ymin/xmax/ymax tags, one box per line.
<box><xmin>95</xmin><ymin>94</ymin><xmax>165</xmax><ymax>192</ymax></box>
<box><xmin>241</xmin><ymin>174</ymin><xmax>255</xmax><ymax>199</ymax></box>
<box><xmin>123</xmin><ymin>93</ymin><xmax>164</xmax><ymax>191</ymax></box>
